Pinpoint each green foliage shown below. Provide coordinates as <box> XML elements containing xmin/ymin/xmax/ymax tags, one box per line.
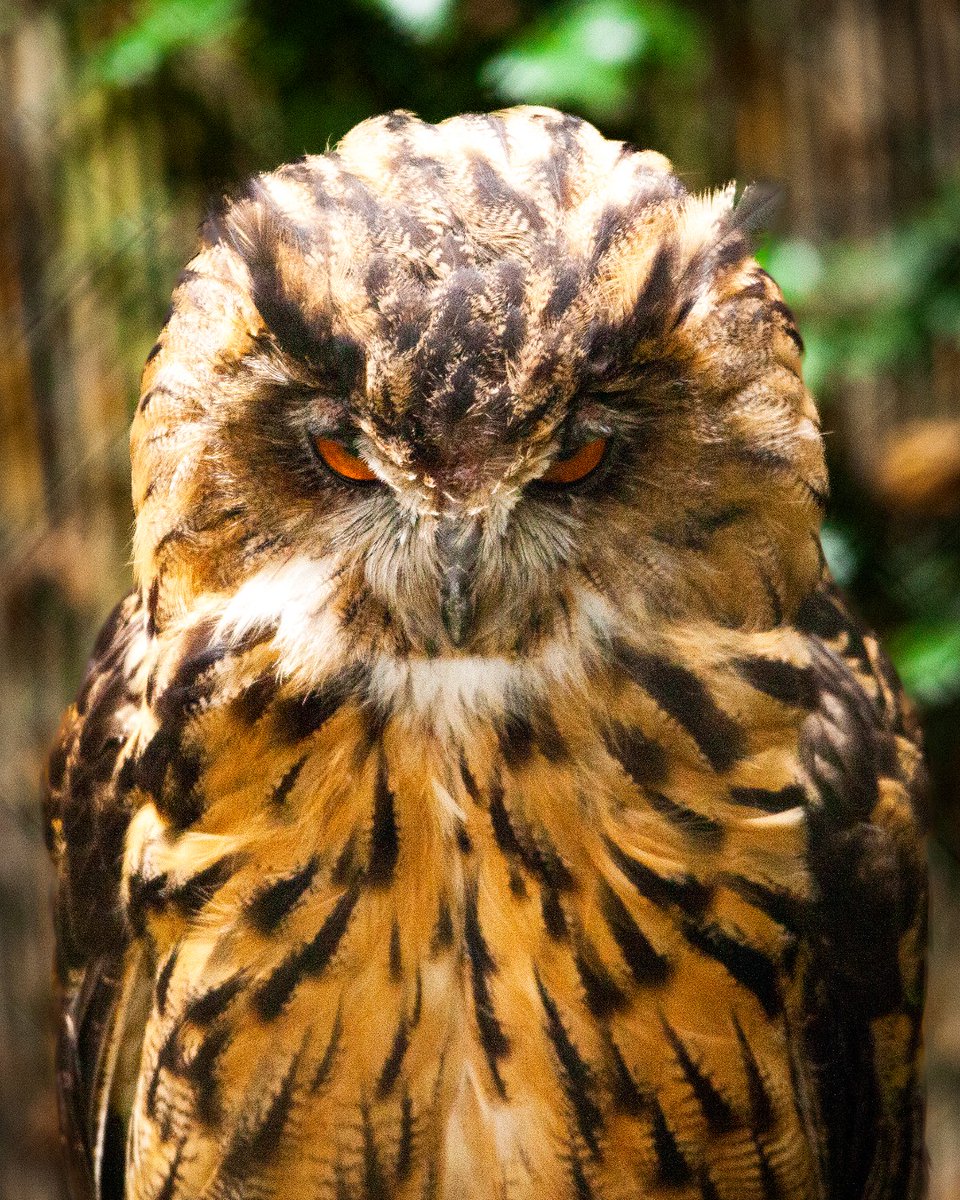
<box><xmin>482</xmin><ymin>0</ymin><xmax>704</xmax><ymax>121</ymax></box>
<box><xmin>88</xmin><ymin>0</ymin><xmax>245</xmax><ymax>86</ymax></box>
<box><xmin>367</xmin><ymin>0</ymin><xmax>455</xmax><ymax>42</ymax></box>
<box><xmin>889</xmin><ymin>618</ymin><xmax>960</xmax><ymax>706</ymax></box>
<box><xmin>760</xmin><ymin>179</ymin><xmax>960</xmax><ymax>393</ymax></box>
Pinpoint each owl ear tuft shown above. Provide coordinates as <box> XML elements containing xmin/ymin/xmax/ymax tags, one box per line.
<box><xmin>728</xmin><ymin>183</ymin><xmax>782</xmax><ymax>241</ymax></box>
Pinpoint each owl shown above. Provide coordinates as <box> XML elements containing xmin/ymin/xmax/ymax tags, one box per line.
<box><xmin>45</xmin><ymin>107</ymin><xmax>928</xmax><ymax>1200</ymax></box>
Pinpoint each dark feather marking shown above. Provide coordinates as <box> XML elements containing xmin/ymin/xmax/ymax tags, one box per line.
<box><xmin>253</xmin><ymin>885</ymin><xmax>361</xmax><ymax>1020</ymax></box>
<box><xmin>535</xmin><ymin>973</ymin><xmax>603</xmax><ymax>1156</ymax></box>
<box><xmin>683</xmin><ymin>919</ymin><xmax>782</xmax><ymax>1017</ymax></box>
<box><xmin>101</xmin><ymin>1110</ymin><xmax>125</xmax><ymax>1200</ymax></box>
<box><xmin>362</xmin><ymin>1106</ymin><xmax>391</xmax><ymax>1200</ymax></box>
<box><xmin>234</xmin><ymin>194</ymin><xmax>365</xmax><ymax>388</ymax></box>
<box><xmin>575</xmin><ymin>950</ymin><xmax>629</xmax><ymax>1018</ymax></box>
<box><xmin>167</xmin><ymin>857</ymin><xmax>234</xmax><ymax>919</ymax></box>
<box><xmin>782</xmin><ymin>323</ymin><xmax>805</xmax><ymax>353</ymax></box>
<box><xmin>661</xmin><ymin>1019</ymin><xmax>735</xmax><ymax>1134</ymax></box>
<box><xmin>649</xmin><ymin>1096</ymin><xmax>693</xmax><ymax>1186</ymax></box>
<box><xmin>459</xmin><ymin>754</ymin><xmax>481</xmax><ymax>803</ymax></box>
<box><xmin>489</xmin><ymin>780</ymin><xmax>574</xmax><ymax>891</ymax></box>
<box><xmin>609</xmin><ymin>1040</ymin><xmax>645</xmax><ymax>1116</ymax></box>
<box><xmin>722</xmin><ymin>875</ymin><xmax>808</xmax><ymax>938</ymax></box>
<box><xmin>729</xmin><ymin>783</ymin><xmax>806</xmax><ymax>814</ymax></box>
<box><xmin>754</xmin><ymin>1136</ymin><xmax>781</xmax><ymax>1200</ymax></box>
<box><xmin>270</xmin><ymin>756</ymin><xmax>307</xmax><ymax>807</ymax></box>
<box><xmin>546</xmin><ymin>265</ymin><xmax>581</xmax><ymax>320</ymax></box>
<box><xmin>734</xmin><ymin>657</ymin><xmax>819</xmax><ymax>709</ymax></box>
<box><xmin>233</xmin><ymin>671</ymin><xmax>279</xmax><ymax>724</ymax></box>
<box><xmin>389</xmin><ymin>920</ymin><xmax>403</xmax><ymax>981</ymax></box>
<box><xmin>246</xmin><ymin>857</ymin><xmax>319</xmax><ymax>934</ymax></box>
<box><xmin>497</xmin><ymin>705</ymin><xmax>566</xmax><ymax>767</ymax></box>
<box><xmin>669</xmin><ymin>294</ymin><xmax>695</xmax><ymax>331</ymax></box>
<box><xmin>464</xmin><ymin>888</ymin><xmax>510</xmax><ymax>1098</ymax></box>
<box><xmin>396</xmin><ymin>1091</ymin><xmax>414</xmax><ymax>1182</ymax></box>
<box><xmin>769</xmin><ymin>299</ymin><xmax>805</xmax><ymax>351</ymax></box>
<box><xmin>570</xmin><ymin>1151</ymin><xmax>595</xmax><ymax>1200</ymax></box>
<box><xmin>127</xmin><ymin>870</ymin><xmax>169</xmax><ymax>936</ymax></box>
<box><xmin>432</xmin><ymin>896</ymin><xmax>455</xmax><ymax>954</ymax></box>
<box><xmin>649</xmin><ymin>791</ymin><xmax>726</xmax><ymax>850</ymax></box>
<box><xmin>733</xmin><ymin>1015</ymin><xmax>774</xmax><ymax>1133</ymax></box>
<box><xmin>161</xmin><ymin>747</ymin><xmax>205</xmax><ymax>831</ymax></box>
<box><xmin>146</xmin><ymin>1025</ymin><xmax>180</xmax><ymax>1118</ymax></box>
<box><xmin>627</xmin><ymin>243</ymin><xmax>677</xmax><ymax>343</ymax></box>
<box><xmin>184</xmin><ymin>1021</ymin><xmax>232</xmax><ymax>1125</ymax></box>
<box><xmin>795</xmin><ymin>587</ymin><xmax>848</xmax><ymax>641</ymax></box>
<box><xmin>155</xmin><ymin>946</ymin><xmax>179</xmax><ymax>1017</ymax></box>
<box><xmin>699</xmin><ymin>1170</ymin><xmax>722</xmax><ymax>1200</ymax></box>
<box><xmin>592</xmin><ymin>204</ymin><xmax>628</xmax><ymax>263</ymax></box>
<box><xmin>604</xmin><ymin>837</ymin><xmax>711</xmax><ymax>916</ymax></box>
<box><xmin>185</xmin><ymin>974</ymin><xmax>244</xmax><ymax>1026</ymax></box>
<box><xmin>602</xmin><ymin>724</ymin><xmax>668</xmax><ymax>788</ymax></box>
<box><xmin>601</xmin><ymin>883</ymin><xmax>671</xmax><ymax>986</ymax></box>
<box><xmin>758</xmin><ymin>569</ymin><xmax>784</xmax><ymax>625</ymax></box>
<box><xmin>138</xmin><ymin>383</ymin><xmax>172</xmax><ymax>415</ymax></box>
<box><xmin>612</xmin><ymin>643</ymin><xmax>746</xmax><ymax>772</ymax></box>
<box><xmin>368</xmin><ymin>754</ymin><xmax>399</xmax><ymax>885</ymax></box>
<box><xmin>713</xmin><ymin>231</ymin><xmax>748</xmax><ymax>271</ymax></box>
<box><xmin>272</xmin><ymin>663</ymin><xmax>367</xmax><ymax>744</ymax></box>
<box><xmin>489</xmin><ymin>778</ymin><xmax>526</xmax><ymax>861</ymax></box>
<box><xmin>153</xmin><ymin>526</ymin><xmax>189</xmax><ymax>561</ymax></box>
<box><xmin>153</xmin><ymin>1141</ymin><xmax>185</xmax><ymax>1200</ymax></box>
<box><xmin>377</xmin><ymin>1016</ymin><xmax>410</xmax><ymax>1098</ymax></box>
<box><xmin>331</xmin><ymin>831</ymin><xmax>359</xmax><ymax>887</ymax></box>
<box><xmin>470</xmin><ymin>155</ymin><xmax>546</xmax><ymax>232</ymax></box>
<box><xmin>542</xmin><ymin>889</ymin><xmax>569</xmax><ymax>940</ymax></box>
<box><xmin>411</xmin><ymin>970</ymin><xmax>423</xmax><ymax>1028</ymax></box>
<box><xmin>221</xmin><ymin>1048</ymin><xmax>301</xmax><ymax>1175</ymax></box>
<box><xmin>311</xmin><ymin>1008</ymin><xmax>343</xmax><ymax>1091</ymax></box>
<box><xmin>146</xmin><ymin>580</ymin><xmax>159</xmax><ymax>638</ymax></box>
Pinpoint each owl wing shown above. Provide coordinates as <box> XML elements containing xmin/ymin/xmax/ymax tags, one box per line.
<box><xmin>796</xmin><ymin>582</ymin><xmax>928</xmax><ymax>1199</ymax></box>
<box><xmin>44</xmin><ymin>591</ymin><xmax>152</xmax><ymax>1200</ymax></box>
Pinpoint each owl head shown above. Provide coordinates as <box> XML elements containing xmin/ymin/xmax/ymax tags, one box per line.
<box><xmin>132</xmin><ymin>107</ymin><xmax>825</xmax><ymax>693</ymax></box>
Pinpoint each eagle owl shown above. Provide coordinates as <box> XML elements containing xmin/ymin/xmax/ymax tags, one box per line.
<box><xmin>45</xmin><ymin>107</ymin><xmax>928</xmax><ymax>1200</ymax></box>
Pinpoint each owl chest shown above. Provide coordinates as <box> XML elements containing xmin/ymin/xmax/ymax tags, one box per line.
<box><xmin>127</xmin><ymin>703</ymin><xmax>818</xmax><ymax>1200</ymax></box>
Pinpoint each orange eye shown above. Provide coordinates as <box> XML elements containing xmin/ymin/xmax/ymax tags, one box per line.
<box><xmin>540</xmin><ymin>437</ymin><xmax>608</xmax><ymax>485</ymax></box>
<box><xmin>313</xmin><ymin>436</ymin><xmax>379</xmax><ymax>482</ymax></box>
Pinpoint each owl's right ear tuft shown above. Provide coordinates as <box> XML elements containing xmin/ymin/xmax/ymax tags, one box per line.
<box><xmin>727</xmin><ymin>183</ymin><xmax>782</xmax><ymax>241</ymax></box>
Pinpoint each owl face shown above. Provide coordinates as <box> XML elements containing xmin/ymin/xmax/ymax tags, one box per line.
<box><xmin>132</xmin><ymin>107</ymin><xmax>826</xmax><ymax>681</ymax></box>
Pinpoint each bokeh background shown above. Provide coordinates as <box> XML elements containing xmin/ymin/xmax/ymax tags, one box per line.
<box><xmin>2</xmin><ymin>0</ymin><xmax>960</xmax><ymax>1195</ymax></box>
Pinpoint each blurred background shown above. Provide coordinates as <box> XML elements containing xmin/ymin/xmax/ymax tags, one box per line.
<box><xmin>2</xmin><ymin>0</ymin><xmax>960</xmax><ymax>1195</ymax></box>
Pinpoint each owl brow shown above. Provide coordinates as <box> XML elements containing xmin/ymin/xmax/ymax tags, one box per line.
<box><xmin>223</xmin><ymin>189</ymin><xmax>368</xmax><ymax>391</ymax></box>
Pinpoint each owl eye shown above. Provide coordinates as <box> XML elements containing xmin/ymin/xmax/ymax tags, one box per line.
<box><xmin>313</xmin><ymin>436</ymin><xmax>379</xmax><ymax>483</ymax></box>
<box><xmin>539</xmin><ymin>437</ymin><xmax>608</xmax><ymax>485</ymax></box>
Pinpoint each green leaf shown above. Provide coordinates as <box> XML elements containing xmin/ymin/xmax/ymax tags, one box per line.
<box><xmin>482</xmin><ymin>0</ymin><xmax>704</xmax><ymax>122</ymax></box>
<box><xmin>759</xmin><ymin>238</ymin><xmax>824</xmax><ymax>305</ymax></box>
<box><xmin>888</xmin><ymin>617</ymin><xmax>960</xmax><ymax>707</ymax></box>
<box><xmin>369</xmin><ymin>0</ymin><xmax>454</xmax><ymax>41</ymax></box>
<box><xmin>89</xmin><ymin>0</ymin><xmax>244</xmax><ymax>87</ymax></box>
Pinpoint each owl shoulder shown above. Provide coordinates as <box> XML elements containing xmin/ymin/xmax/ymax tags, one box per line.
<box><xmin>793</xmin><ymin>578</ymin><xmax>927</xmax><ymax>1198</ymax></box>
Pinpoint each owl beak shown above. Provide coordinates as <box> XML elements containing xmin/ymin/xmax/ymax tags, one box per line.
<box><xmin>437</xmin><ymin>519</ymin><xmax>482</xmax><ymax>648</ymax></box>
